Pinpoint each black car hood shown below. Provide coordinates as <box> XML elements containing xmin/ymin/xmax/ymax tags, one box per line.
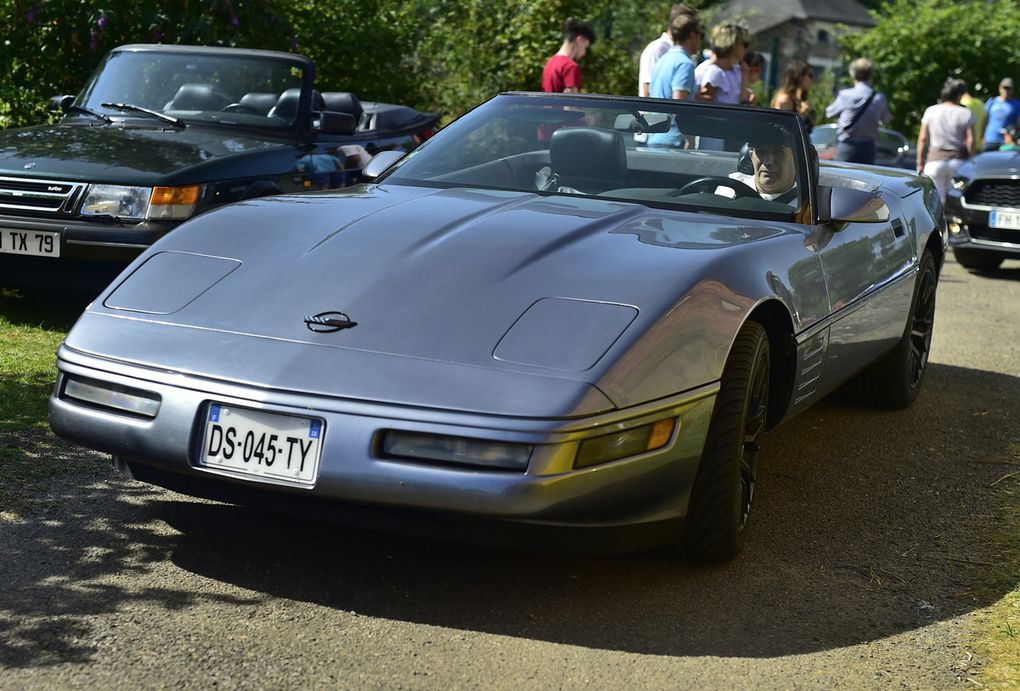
<box><xmin>968</xmin><ymin>150</ymin><xmax>1020</xmax><ymax>176</ymax></box>
<box><xmin>0</xmin><ymin>121</ymin><xmax>290</xmax><ymax>184</ymax></box>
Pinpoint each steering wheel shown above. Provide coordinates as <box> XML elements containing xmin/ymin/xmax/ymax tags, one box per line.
<box><xmin>677</xmin><ymin>176</ymin><xmax>760</xmax><ymax>199</ymax></box>
<box><xmin>221</xmin><ymin>103</ymin><xmax>260</xmax><ymax>114</ymax></box>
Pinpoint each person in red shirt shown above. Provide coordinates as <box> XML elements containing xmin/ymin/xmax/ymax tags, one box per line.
<box><xmin>541</xmin><ymin>19</ymin><xmax>597</xmax><ymax>93</ymax></box>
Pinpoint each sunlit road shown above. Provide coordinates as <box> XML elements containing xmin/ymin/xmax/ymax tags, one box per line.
<box><xmin>2</xmin><ymin>254</ymin><xmax>1018</xmax><ymax>688</ymax></box>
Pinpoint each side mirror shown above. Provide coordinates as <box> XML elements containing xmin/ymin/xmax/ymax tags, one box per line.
<box><xmin>818</xmin><ymin>185</ymin><xmax>890</xmax><ymax>224</ymax></box>
<box><xmin>362</xmin><ymin>150</ymin><xmax>405</xmax><ymax>180</ymax></box>
<box><xmin>318</xmin><ymin>110</ymin><xmax>357</xmax><ymax>135</ymax></box>
<box><xmin>49</xmin><ymin>95</ymin><xmax>75</xmax><ymax>112</ymax></box>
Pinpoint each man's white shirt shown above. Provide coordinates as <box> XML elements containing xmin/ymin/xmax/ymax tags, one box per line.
<box><xmin>639</xmin><ymin>33</ymin><xmax>673</xmax><ymax>95</ymax></box>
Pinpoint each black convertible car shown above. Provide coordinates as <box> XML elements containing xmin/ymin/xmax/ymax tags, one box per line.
<box><xmin>0</xmin><ymin>44</ymin><xmax>438</xmax><ymax>292</ymax></box>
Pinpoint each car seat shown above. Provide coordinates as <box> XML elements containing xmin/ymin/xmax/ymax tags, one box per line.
<box><xmin>268</xmin><ymin>88</ymin><xmax>324</xmax><ymax>122</ymax></box>
<box><xmin>167</xmin><ymin>83</ymin><xmax>229</xmax><ymax>111</ymax></box>
<box><xmin>237</xmin><ymin>92</ymin><xmax>278</xmax><ymax>116</ymax></box>
<box><xmin>547</xmin><ymin>127</ymin><xmax>627</xmax><ymax>193</ymax></box>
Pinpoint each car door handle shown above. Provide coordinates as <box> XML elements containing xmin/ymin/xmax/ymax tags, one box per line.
<box><xmin>891</xmin><ymin>219</ymin><xmax>905</xmax><ymax>238</ymax></box>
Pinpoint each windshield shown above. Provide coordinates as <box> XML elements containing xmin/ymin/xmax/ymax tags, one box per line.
<box><xmin>385</xmin><ymin>94</ymin><xmax>809</xmax><ymax>222</ymax></box>
<box><xmin>75</xmin><ymin>49</ymin><xmax>308</xmax><ymax>130</ymax></box>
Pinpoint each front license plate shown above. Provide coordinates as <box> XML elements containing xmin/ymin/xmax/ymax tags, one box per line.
<box><xmin>989</xmin><ymin>211</ymin><xmax>1020</xmax><ymax>230</ymax></box>
<box><xmin>0</xmin><ymin>229</ymin><xmax>60</xmax><ymax>257</ymax></box>
<box><xmin>200</xmin><ymin>403</ymin><xmax>324</xmax><ymax>486</ymax></box>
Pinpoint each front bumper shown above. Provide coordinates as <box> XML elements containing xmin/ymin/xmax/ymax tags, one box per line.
<box><xmin>944</xmin><ymin>189</ymin><xmax>1020</xmax><ymax>259</ymax></box>
<box><xmin>0</xmin><ymin>213</ymin><xmax>176</xmax><ymax>291</ymax></box>
<box><xmin>49</xmin><ymin>349</ymin><xmax>718</xmax><ymax>544</ymax></box>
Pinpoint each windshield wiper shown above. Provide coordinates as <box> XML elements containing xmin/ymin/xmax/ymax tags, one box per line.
<box><xmin>66</xmin><ymin>104</ymin><xmax>113</xmax><ymax>124</ymax></box>
<box><xmin>100</xmin><ymin>102</ymin><xmax>186</xmax><ymax>129</ymax></box>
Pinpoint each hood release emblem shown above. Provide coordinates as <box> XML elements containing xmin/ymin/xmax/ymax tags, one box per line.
<box><xmin>305</xmin><ymin>311</ymin><xmax>357</xmax><ymax>333</ymax></box>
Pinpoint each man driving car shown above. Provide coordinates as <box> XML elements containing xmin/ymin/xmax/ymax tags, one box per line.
<box><xmin>728</xmin><ymin>128</ymin><xmax>798</xmax><ymax>204</ymax></box>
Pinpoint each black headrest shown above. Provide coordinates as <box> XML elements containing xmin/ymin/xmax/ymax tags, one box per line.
<box><xmin>550</xmin><ymin>127</ymin><xmax>626</xmax><ymax>181</ymax></box>
<box><xmin>737</xmin><ymin>143</ymin><xmax>754</xmax><ymax>175</ymax></box>
<box><xmin>269</xmin><ymin>88</ymin><xmax>304</xmax><ymax>120</ymax></box>
<box><xmin>238</xmin><ymin>92</ymin><xmax>278</xmax><ymax>116</ymax></box>
<box><xmin>321</xmin><ymin>92</ymin><xmax>363</xmax><ymax>120</ymax></box>
<box><xmin>169</xmin><ymin>83</ymin><xmax>228</xmax><ymax>111</ymax></box>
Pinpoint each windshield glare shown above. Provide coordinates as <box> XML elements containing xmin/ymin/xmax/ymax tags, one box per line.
<box><xmin>387</xmin><ymin>95</ymin><xmax>808</xmax><ymax>222</ymax></box>
<box><xmin>76</xmin><ymin>50</ymin><xmax>307</xmax><ymax>129</ymax></box>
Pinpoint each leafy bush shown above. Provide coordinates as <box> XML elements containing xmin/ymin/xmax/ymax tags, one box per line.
<box><xmin>840</xmin><ymin>0</ymin><xmax>1020</xmax><ymax>138</ymax></box>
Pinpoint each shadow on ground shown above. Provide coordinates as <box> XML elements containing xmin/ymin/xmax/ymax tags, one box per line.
<box><xmin>1</xmin><ymin>363</ymin><xmax>1018</xmax><ymax>666</ymax></box>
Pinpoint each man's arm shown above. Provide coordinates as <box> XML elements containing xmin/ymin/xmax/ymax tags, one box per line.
<box><xmin>561</xmin><ymin>62</ymin><xmax>582</xmax><ymax>94</ymax></box>
<box><xmin>916</xmin><ymin>121</ymin><xmax>928</xmax><ymax>173</ymax></box>
<box><xmin>640</xmin><ymin>83</ymin><xmax>651</xmax><ymax>97</ymax></box>
<box><xmin>673</xmin><ymin>90</ymin><xmax>690</xmax><ymax>100</ymax></box>
<box><xmin>825</xmin><ymin>91</ymin><xmax>847</xmax><ymax>119</ymax></box>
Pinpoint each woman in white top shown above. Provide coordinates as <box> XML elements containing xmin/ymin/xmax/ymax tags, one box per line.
<box><xmin>916</xmin><ymin>78</ymin><xmax>974</xmax><ymax>203</ymax></box>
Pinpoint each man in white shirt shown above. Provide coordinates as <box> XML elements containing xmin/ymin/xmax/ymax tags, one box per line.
<box><xmin>638</xmin><ymin>4</ymin><xmax>698</xmax><ymax>96</ymax></box>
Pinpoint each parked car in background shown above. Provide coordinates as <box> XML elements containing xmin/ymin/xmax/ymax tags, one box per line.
<box><xmin>50</xmin><ymin>94</ymin><xmax>945</xmax><ymax>562</ymax></box>
<box><xmin>943</xmin><ymin>150</ymin><xmax>1020</xmax><ymax>271</ymax></box>
<box><xmin>0</xmin><ymin>44</ymin><xmax>438</xmax><ymax>293</ymax></box>
<box><xmin>811</xmin><ymin>123</ymin><xmax>913</xmax><ymax>169</ymax></box>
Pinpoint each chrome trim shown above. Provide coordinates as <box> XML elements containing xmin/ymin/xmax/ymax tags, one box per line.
<box><xmin>66</xmin><ymin>239</ymin><xmax>151</xmax><ymax>249</ymax></box>
<box><xmin>959</xmin><ymin>174</ymin><xmax>1020</xmax><ymax>212</ymax></box>
<box><xmin>0</xmin><ymin>175</ymin><xmax>84</xmax><ymax>214</ymax></box>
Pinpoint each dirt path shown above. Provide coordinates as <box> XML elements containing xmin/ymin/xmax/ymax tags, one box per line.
<box><xmin>2</xmin><ymin>255</ymin><xmax>1018</xmax><ymax>689</ymax></box>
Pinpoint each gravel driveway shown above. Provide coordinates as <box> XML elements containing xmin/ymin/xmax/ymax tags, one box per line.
<box><xmin>2</xmin><ymin>255</ymin><xmax>1019</xmax><ymax>689</ymax></box>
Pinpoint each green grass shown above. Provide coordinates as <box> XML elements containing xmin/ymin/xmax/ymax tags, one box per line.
<box><xmin>0</xmin><ymin>288</ymin><xmax>99</xmax><ymax>515</ymax></box>
<box><xmin>975</xmin><ymin>443</ymin><xmax>1020</xmax><ymax>688</ymax></box>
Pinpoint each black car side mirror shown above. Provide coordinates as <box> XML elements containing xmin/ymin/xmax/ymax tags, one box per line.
<box><xmin>318</xmin><ymin>111</ymin><xmax>357</xmax><ymax>135</ymax></box>
<box><xmin>48</xmin><ymin>95</ymin><xmax>75</xmax><ymax>112</ymax></box>
<box><xmin>818</xmin><ymin>185</ymin><xmax>891</xmax><ymax>225</ymax></box>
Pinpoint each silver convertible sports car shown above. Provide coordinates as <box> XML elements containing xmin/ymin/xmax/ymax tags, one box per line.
<box><xmin>50</xmin><ymin>93</ymin><xmax>945</xmax><ymax>561</ymax></box>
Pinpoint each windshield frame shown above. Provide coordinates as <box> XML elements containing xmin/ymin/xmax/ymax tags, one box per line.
<box><xmin>73</xmin><ymin>44</ymin><xmax>317</xmax><ymax>134</ymax></box>
<box><xmin>380</xmin><ymin>92</ymin><xmax>817</xmax><ymax>225</ymax></box>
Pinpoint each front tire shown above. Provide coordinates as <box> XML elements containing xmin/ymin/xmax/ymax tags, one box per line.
<box><xmin>953</xmin><ymin>247</ymin><xmax>1002</xmax><ymax>272</ymax></box>
<box><xmin>683</xmin><ymin>321</ymin><xmax>770</xmax><ymax>562</ymax></box>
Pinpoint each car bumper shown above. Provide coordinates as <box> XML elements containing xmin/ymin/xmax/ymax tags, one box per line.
<box><xmin>944</xmin><ymin>191</ymin><xmax>1020</xmax><ymax>258</ymax></box>
<box><xmin>49</xmin><ymin>348</ymin><xmax>718</xmax><ymax>544</ymax></box>
<box><xmin>0</xmin><ymin>214</ymin><xmax>176</xmax><ymax>291</ymax></box>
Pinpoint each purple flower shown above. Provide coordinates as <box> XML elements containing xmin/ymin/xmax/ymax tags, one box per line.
<box><xmin>90</xmin><ymin>29</ymin><xmax>98</xmax><ymax>51</ymax></box>
<box><xmin>230</xmin><ymin>14</ymin><xmax>240</xmax><ymax>28</ymax></box>
<box><xmin>97</xmin><ymin>12</ymin><xmax>107</xmax><ymax>29</ymax></box>
<box><xmin>26</xmin><ymin>1</ymin><xmax>40</xmax><ymax>24</ymax></box>
<box><xmin>290</xmin><ymin>32</ymin><xmax>298</xmax><ymax>50</ymax></box>
<box><xmin>152</xmin><ymin>26</ymin><xmax>163</xmax><ymax>42</ymax></box>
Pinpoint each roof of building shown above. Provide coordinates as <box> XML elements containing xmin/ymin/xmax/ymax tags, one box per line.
<box><xmin>717</xmin><ymin>0</ymin><xmax>875</xmax><ymax>34</ymax></box>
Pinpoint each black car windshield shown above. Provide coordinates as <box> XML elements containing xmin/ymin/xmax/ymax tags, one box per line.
<box><xmin>385</xmin><ymin>94</ymin><xmax>809</xmax><ymax>222</ymax></box>
<box><xmin>75</xmin><ymin>49</ymin><xmax>308</xmax><ymax>130</ymax></box>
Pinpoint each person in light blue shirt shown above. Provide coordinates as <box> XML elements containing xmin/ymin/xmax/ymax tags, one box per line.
<box><xmin>983</xmin><ymin>78</ymin><xmax>1020</xmax><ymax>151</ymax></box>
<box><xmin>647</xmin><ymin>13</ymin><xmax>702</xmax><ymax>148</ymax></box>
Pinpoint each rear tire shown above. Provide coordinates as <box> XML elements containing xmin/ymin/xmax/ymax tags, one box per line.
<box><xmin>846</xmin><ymin>250</ymin><xmax>938</xmax><ymax>410</ymax></box>
<box><xmin>683</xmin><ymin>321</ymin><xmax>770</xmax><ymax>563</ymax></box>
<box><xmin>953</xmin><ymin>247</ymin><xmax>1002</xmax><ymax>272</ymax></box>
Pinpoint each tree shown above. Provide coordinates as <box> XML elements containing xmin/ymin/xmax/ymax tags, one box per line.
<box><xmin>839</xmin><ymin>0</ymin><xmax>1020</xmax><ymax>138</ymax></box>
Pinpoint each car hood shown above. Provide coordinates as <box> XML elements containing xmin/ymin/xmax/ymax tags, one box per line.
<box><xmin>0</xmin><ymin>121</ymin><xmax>288</xmax><ymax>184</ymax></box>
<box><xmin>966</xmin><ymin>150</ymin><xmax>1020</xmax><ymax>176</ymax></box>
<box><xmin>68</xmin><ymin>184</ymin><xmax>795</xmax><ymax>415</ymax></box>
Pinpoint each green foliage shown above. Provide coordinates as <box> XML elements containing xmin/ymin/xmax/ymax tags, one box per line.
<box><xmin>0</xmin><ymin>0</ymin><xmax>728</xmax><ymax>128</ymax></box>
<box><xmin>839</xmin><ymin>0</ymin><xmax>1020</xmax><ymax>138</ymax></box>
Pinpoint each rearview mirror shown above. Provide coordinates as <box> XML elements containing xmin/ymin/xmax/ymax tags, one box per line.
<box><xmin>819</xmin><ymin>185</ymin><xmax>890</xmax><ymax>224</ymax></box>
<box><xmin>362</xmin><ymin>150</ymin><xmax>405</xmax><ymax>180</ymax></box>
<box><xmin>613</xmin><ymin>113</ymin><xmax>671</xmax><ymax>134</ymax></box>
